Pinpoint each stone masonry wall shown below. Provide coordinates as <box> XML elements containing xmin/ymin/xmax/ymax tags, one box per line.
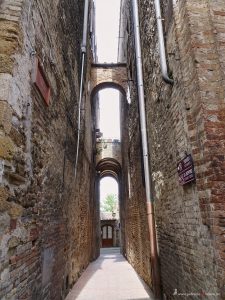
<box><xmin>118</xmin><ymin>0</ymin><xmax>152</xmax><ymax>287</ymax></box>
<box><xmin>0</xmin><ymin>1</ymin><xmax>96</xmax><ymax>299</ymax></box>
<box><xmin>96</xmin><ymin>139</ymin><xmax>122</xmax><ymax>165</ymax></box>
<box><xmin>122</xmin><ymin>102</ymin><xmax>152</xmax><ymax>287</ymax></box>
<box><xmin>119</xmin><ymin>0</ymin><xmax>225</xmax><ymax>298</ymax></box>
<box><xmin>91</xmin><ymin>64</ymin><xmax>127</xmax><ymax>94</ymax></box>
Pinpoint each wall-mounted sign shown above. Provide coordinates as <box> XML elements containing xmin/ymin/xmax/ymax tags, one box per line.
<box><xmin>177</xmin><ymin>154</ymin><xmax>196</xmax><ymax>185</ymax></box>
<box><xmin>33</xmin><ymin>58</ymin><xmax>51</xmax><ymax>106</ymax></box>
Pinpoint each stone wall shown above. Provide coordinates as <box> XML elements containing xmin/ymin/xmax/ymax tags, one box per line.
<box><xmin>118</xmin><ymin>0</ymin><xmax>152</xmax><ymax>286</ymax></box>
<box><xmin>0</xmin><ymin>1</ymin><xmax>96</xmax><ymax>299</ymax></box>
<box><xmin>91</xmin><ymin>63</ymin><xmax>127</xmax><ymax>94</ymax></box>
<box><xmin>120</xmin><ymin>88</ymin><xmax>152</xmax><ymax>287</ymax></box>
<box><xmin>96</xmin><ymin>139</ymin><xmax>122</xmax><ymax>165</ymax></box>
<box><xmin>119</xmin><ymin>0</ymin><xmax>225</xmax><ymax>298</ymax></box>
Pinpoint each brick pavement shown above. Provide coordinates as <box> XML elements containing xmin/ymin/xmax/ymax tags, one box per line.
<box><xmin>65</xmin><ymin>248</ymin><xmax>154</xmax><ymax>300</ymax></box>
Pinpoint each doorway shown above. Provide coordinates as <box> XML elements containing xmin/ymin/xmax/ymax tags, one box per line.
<box><xmin>101</xmin><ymin>225</ymin><xmax>114</xmax><ymax>247</ymax></box>
<box><xmin>100</xmin><ymin>176</ymin><xmax>120</xmax><ymax>248</ymax></box>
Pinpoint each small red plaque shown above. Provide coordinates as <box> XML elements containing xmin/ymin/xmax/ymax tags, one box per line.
<box><xmin>34</xmin><ymin>58</ymin><xmax>51</xmax><ymax>105</ymax></box>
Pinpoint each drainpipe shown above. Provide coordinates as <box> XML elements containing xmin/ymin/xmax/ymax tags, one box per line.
<box><xmin>154</xmin><ymin>0</ymin><xmax>174</xmax><ymax>85</ymax></box>
<box><xmin>131</xmin><ymin>0</ymin><xmax>162</xmax><ymax>299</ymax></box>
<box><xmin>74</xmin><ymin>0</ymin><xmax>89</xmax><ymax>179</ymax></box>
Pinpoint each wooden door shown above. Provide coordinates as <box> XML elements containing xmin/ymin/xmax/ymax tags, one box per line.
<box><xmin>101</xmin><ymin>225</ymin><xmax>113</xmax><ymax>247</ymax></box>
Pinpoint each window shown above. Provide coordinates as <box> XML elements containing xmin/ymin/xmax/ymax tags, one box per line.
<box><xmin>102</xmin><ymin>225</ymin><xmax>113</xmax><ymax>239</ymax></box>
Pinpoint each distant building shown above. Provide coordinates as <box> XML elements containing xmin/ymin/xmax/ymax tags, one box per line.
<box><xmin>100</xmin><ymin>212</ymin><xmax>120</xmax><ymax>248</ymax></box>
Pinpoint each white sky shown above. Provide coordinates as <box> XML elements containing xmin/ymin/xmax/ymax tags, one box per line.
<box><xmin>95</xmin><ymin>0</ymin><xmax>121</xmax><ymax>199</ymax></box>
<box><xmin>95</xmin><ymin>0</ymin><xmax>121</xmax><ymax>62</ymax></box>
<box><xmin>100</xmin><ymin>177</ymin><xmax>118</xmax><ymax>204</ymax></box>
<box><xmin>99</xmin><ymin>89</ymin><xmax>120</xmax><ymax>139</ymax></box>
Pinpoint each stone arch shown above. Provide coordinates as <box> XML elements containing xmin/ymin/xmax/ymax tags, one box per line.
<box><xmin>90</xmin><ymin>63</ymin><xmax>127</xmax><ymax>98</ymax></box>
<box><xmin>91</xmin><ymin>82</ymin><xmax>126</xmax><ymax>99</ymax></box>
<box><xmin>90</xmin><ymin>64</ymin><xmax>128</xmax><ymax>140</ymax></box>
<box><xmin>96</xmin><ymin>157</ymin><xmax>121</xmax><ymax>181</ymax></box>
<box><xmin>96</xmin><ymin>159</ymin><xmax>123</xmax><ymax>251</ymax></box>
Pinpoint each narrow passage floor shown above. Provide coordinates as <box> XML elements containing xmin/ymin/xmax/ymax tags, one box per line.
<box><xmin>65</xmin><ymin>248</ymin><xmax>154</xmax><ymax>300</ymax></box>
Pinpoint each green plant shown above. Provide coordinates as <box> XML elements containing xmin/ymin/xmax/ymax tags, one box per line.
<box><xmin>101</xmin><ymin>193</ymin><xmax>117</xmax><ymax>212</ymax></box>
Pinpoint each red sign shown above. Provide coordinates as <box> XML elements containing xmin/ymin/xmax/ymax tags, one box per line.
<box><xmin>34</xmin><ymin>59</ymin><xmax>51</xmax><ymax>105</ymax></box>
<box><xmin>177</xmin><ymin>154</ymin><xmax>196</xmax><ymax>185</ymax></box>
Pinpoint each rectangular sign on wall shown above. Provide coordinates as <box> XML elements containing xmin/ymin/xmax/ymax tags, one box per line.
<box><xmin>177</xmin><ymin>154</ymin><xmax>196</xmax><ymax>185</ymax></box>
<box><xmin>33</xmin><ymin>58</ymin><xmax>51</xmax><ymax>106</ymax></box>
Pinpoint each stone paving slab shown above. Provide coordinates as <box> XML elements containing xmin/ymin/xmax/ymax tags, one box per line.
<box><xmin>65</xmin><ymin>248</ymin><xmax>154</xmax><ymax>300</ymax></box>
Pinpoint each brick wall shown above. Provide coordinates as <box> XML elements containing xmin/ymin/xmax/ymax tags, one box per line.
<box><xmin>96</xmin><ymin>139</ymin><xmax>122</xmax><ymax>165</ymax></box>
<box><xmin>91</xmin><ymin>64</ymin><xmax>127</xmax><ymax>94</ymax></box>
<box><xmin>119</xmin><ymin>0</ymin><xmax>225</xmax><ymax>298</ymax></box>
<box><xmin>0</xmin><ymin>0</ymin><xmax>96</xmax><ymax>299</ymax></box>
<box><xmin>120</xmin><ymin>89</ymin><xmax>152</xmax><ymax>286</ymax></box>
<box><xmin>118</xmin><ymin>0</ymin><xmax>153</xmax><ymax>283</ymax></box>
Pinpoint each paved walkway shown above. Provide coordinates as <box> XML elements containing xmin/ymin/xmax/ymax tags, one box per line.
<box><xmin>65</xmin><ymin>248</ymin><xmax>154</xmax><ymax>300</ymax></box>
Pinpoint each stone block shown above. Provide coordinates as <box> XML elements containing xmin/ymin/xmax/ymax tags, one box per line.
<box><xmin>0</xmin><ymin>135</ymin><xmax>15</xmax><ymax>160</ymax></box>
<box><xmin>0</xmin><ymin>74</ymin><xmax>12</xmax><ymax>101</ymax></box>
<box><xmin>0</xmin><ymin>187</ymin><xmax>23</xmax><ymax>218</ymax></box>
<box><xmin>0</xmin><ymin>268</ymin><xmax>10</xmax><ymax>282</ymax></box>
<box><xmin>0</xmin><ymin>20</ymin><xmax>21</xmax><ymax>55</ymax></box>
<box><xmin>9</xmin><ymin>202</ymin><xmax>23</xmax><ymax>219</ymax></box>
<box><xmin>0</xmin><ymin>101</ymin><xmax>12</xmax><ymax>133</ymax></box>
<box><xmin>0</xmin><ymin>212</ymin><xmax>10</xmax><ymax>236</ymax></box>
<box><xmin>0</xmin><ymin>0</ymin><xmax>23</xmax><ymax>23</ymax></box>
<box><xmin>0</xmin><ymin>187</ymin><xmax>10</xmax><ymax>212</ymax></box>
<box><xmin>8</xmin><ymin>236</ymin><xmax>20</xmax><ymax>249</ymax></box>
<box><xmin>0</xmin><ymin>20</ymin><xmax>22</xmax><ymax>74</ymax></box>
<box><xmin>0</xmin><ymin>54</ymin><xmax>14</xmax><ymax>74</ymax></box>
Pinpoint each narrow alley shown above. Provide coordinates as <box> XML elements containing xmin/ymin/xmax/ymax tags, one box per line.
<box><xmin>65</xmin><ymin>248</ymin><xmax>154</xmax><ymax>300</ymax></box>
<box><xmin>0</xmin><ymin>0</ymin><xmax>225</xmax><ymax>300</ymax></box>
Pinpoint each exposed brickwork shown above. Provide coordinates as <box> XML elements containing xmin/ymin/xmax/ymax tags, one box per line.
<box><xmin>0</xmin><ymin>1</ymin><xmax>97</xmax><ymax>299</ymax></box>
<box><xmin>96</xmin><ymin>139</ymin><xmax>122</xmax><ymax>165</ymax></box>
<box><xmin>118</xmin><ymin>1</ymin><xmax>152</xmax><ymax>282</ymax></box>
<box><xmin>119</xmin><ymin>0</ymin><xmax>225</xmax><ymax>298</ymax></box>
<box><xmin>120</xmin><ymin>95</ymin><xmax>152</xmax><ymax>287</ymax></box>
<box><xmin>1</xmin><ymin>0</ymin><xmax>224</xmax><ymax>299</ymax></box>
<box><xmin>185</xmin><ymin>1</ymin><xmax>225</xmax><ymax>296</ymax></box>
<box><xmin>91</xmin><ymin>63</ymin><xmax>127</xmax><ymax>95</ymax></box>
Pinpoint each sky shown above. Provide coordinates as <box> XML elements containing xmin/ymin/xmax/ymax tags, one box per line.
<box><xmin>99</xmin><ymin>89</ymin><xmax>120</xmax><ymax>139</ymax></box>
<box><xmin>100</xmin><ymin>177</ymin><xmax>118</xmax><ymax>205</ymax></box>
<box><xmin>95</xmin><ymin>0</ymin><xmax>121</xmax><ymax>62</ymax></box>
<box><xmin>95</xmin><ymin>0</ymin><xmax>121</xmax><ymax>202</ymax></box>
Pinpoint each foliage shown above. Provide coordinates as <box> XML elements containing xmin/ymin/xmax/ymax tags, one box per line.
<box><xmin>101</xmin><ymin>193</ymin><xmax>118</xmax><ymax>212</ymax></box>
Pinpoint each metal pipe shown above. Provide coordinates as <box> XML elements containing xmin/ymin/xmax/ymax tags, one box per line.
<box><xmin>131</xmin><ymin>0</ymin><xmax>162</xmax><ymax>299</ymax></box>
<box><xmin>74</xmin><ymin>0</ymin><xmax>89</xmax><ymax>179</ymax></box>
<box><xmin>154</xmin><ymin>0</ymin><xmax>174</xmax><ymax>85</ymax></box>
<box><xmin>74</xmin><ymin>53</ymin><xmax>85</xmax><ymax>179</ymax></box>
<box><xmin>81</xmin><ymin>0</ymin><xmax>89</xmax><ymax>53</ymax></box>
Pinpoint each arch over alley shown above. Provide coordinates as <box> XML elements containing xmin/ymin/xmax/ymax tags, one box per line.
<box><xmin>96</xmin><ymin>157</ymin><xmax>121</xmax><ymax>180</ymax></box>
<box><xmin>1</xmin><ymin>0</ymin><xmax>225</xmax><ymax>299</ymax></box>
<box><xmin>90</xmin><ymin>63</ymin><xmax>127</xmax><ymax>97</ymax></box>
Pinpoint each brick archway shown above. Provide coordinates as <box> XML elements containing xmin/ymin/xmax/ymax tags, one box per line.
<box><xmin>96</xmin><ymin>157</ymin><xmax>121</xmax><ymax>180</ymax></box>
<box><xmin>91</xmin><ymin>63</ymin><xmax>127</xmax><ymax>97</ymax></box>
